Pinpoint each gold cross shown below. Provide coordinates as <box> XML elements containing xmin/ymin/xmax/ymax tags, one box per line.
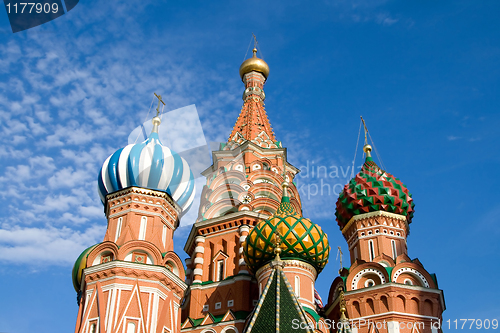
<box><xmin>360</xmin><ymin>116</ymin><xmax>368</xmax><ymax>145</ymax></box>
<box><xmin>337</xmin><ymin>246</ymin><xmax>343</xmax><ymax>274</ymax></box>
<box><xmin>252</xmin><ymin>33</ymin><xmax>258</xmax><ymax>49</ymax></box>
<box><xmin>154</xmin><ymin>92</ymin><xmax>165</xmax><ymax>117</ymax></box>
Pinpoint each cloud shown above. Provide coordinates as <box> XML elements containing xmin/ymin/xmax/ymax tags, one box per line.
<box><xmin>0</xmin><ymin>225</ymin><xmax>105</xmax><ymax>266</ymax></box>
<box><xmin>0</xmin><ymin>0</ymin><xmax>246</xmax><ymax>268</ymax></box>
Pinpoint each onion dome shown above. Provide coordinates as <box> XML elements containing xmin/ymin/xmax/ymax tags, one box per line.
<box><xmin>335</xmin><ymin>144</ymin><xmax>415</xmax><ymax>230</ymax></box>
<box><xmin>97</xmin><ymin>116</ymin><xmax>195</xmax><ymax>214</ymax></box>
<box><xmin>239</xmin><ymin>48</ymin><xmax>270</xmax><ymax>80</ymax></box>
<box><xmin>72</xmin><ymin>243</ymin><xmax>99</xmax><ymax>292</ymax></box>
<box><xmin>243</xmin><ymin>182</ymin><xmax>330</xmax><ymax>274</ymax></box>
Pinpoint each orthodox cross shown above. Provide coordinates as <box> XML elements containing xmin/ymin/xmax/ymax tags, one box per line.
<box><xmin>252</xmin><ymin>33</ymin><xmax>258</xmax><ymax>50</ymax></box>
<box><xmin>154</xmin><ymin>92</ymin><xmax>165</xmax><ymax>117</ymax></box>
<box><xmin>360</xmin><ymin>116</ymin><xmax>368</xmax><ymax>145</ymax></box>
<box><xmin>337</xmin><ymin>246</ymin><xmax>343</xmax><ymax>274</ymax></box>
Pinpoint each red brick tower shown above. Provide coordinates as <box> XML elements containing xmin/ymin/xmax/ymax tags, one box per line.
<box><xmin>180</xmin><ymin>48</ymin><xmax>305</xmax><ymax>333</ymax></box>
<box><xmin>72</xmin><ymin>109</ymin><xmax>195</xmax><ymax>333</ymax></box>
<box><xmin>325</xmin><ymin>142</ymin><xmax>445</xmax><ymax>333</ymax></box>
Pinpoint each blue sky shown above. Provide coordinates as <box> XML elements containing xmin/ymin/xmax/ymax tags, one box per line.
<box><xmin>0</xmin><ymin>1</ymin><xmax>499</xmax><ymax>332</ymax></box>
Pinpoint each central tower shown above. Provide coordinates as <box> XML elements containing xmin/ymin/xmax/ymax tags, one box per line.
<box><xmin>181</xmin><ymin>48</ymin><xmax>317</xmax><ymax>332</ymax></box>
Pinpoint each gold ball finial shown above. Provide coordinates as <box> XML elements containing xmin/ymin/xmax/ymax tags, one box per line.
<box><xmin>363</xmin><ymin>144</ymin><xmax>372</xmax><ymax>157</ymax></box>
<box><xmin>152</xmin><ymin>116</ymin><xmax>161</xmax><ymax>133</ymax></box>
<box><xmin>239</xmin><ymin>48</ymin><xmax>270</xmax><ymax>80</ymax></box>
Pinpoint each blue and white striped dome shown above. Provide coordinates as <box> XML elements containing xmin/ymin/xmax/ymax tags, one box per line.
<box><xmin>97</xmin><ymin>116</ymin><xmax>195</xmax><ymax>214</ymax></box>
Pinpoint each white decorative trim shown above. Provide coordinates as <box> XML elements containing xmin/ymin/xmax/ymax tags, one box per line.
<box><xmin>239</xmin><ymin>225</ymin><xmax>250</xmax><ymax>234</ymax></box>
<box><xmin>239</xmin><ymin>258</ymin><xmax>246</xmax><ymax>266</ymax></box>
<box><xmin>193</xmin><ymin>257</ymin><xmax>204</xmax><ymax>265</ymax></box>
<box><xmin>351</xmin><ymin>268</ymin><xmax>386</xmax><ymax>290</ymax></box>
<box><xmin>195</xmin><ymin>246</ymin><xmax>205</xmax><ymax>253</ymax></box>
<box><xmin>189</xmin><ymin>274</ymin><xmax>253</xmax><ymax>290</ymax></box>
<box><xmin>239</xmin><ymin>235</ymin><xmax>247</xmax><ymax>243</ymax></box>
<box><xmin>82</xmin><ymin>260</ymin><xmax>187</xmax><ymax>291</ymax></box>
<box><xmin>393</xmin><ymin>267</ymin><xmax>430</xmax><ymax>288</ymax></box>
<box><xmin>195</xmin><ymin>236</ymin><xmax>206</xmax><ymax>243</ymax></box>
<box><xmin>342</xmin><ymin>210</ymin><xmax>408</xmax><ymax>234</ymax></box>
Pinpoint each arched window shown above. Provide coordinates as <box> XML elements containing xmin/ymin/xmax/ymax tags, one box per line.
<box><xmin>162</xmin><ymin>224</ymin><xmax>167</xmax><ymax>247</ymax></box>
<box><xmin>294</xmin><ymin>276</ymin><xmax>300</xmax><ymax>298</ymax></box>
<box><xmin>115</xmin><ymin>217</ymin><xmax>123</xmax><ymax>242</ymax></box>
<box><xmin>139</xmin><ymin>216</ymin><xmax>147</xmax><ymax>240</ymax></box>
<box><xmin>391</xmin><ymin>240</ymin><xmax>397</xmax><ymax>259</ymax></box>
<box><xmin>217</xmin><ymin>260</ymin><xmax>224</xmax><ymax>281</ymax></box>
<box><xmin>127</xmin><ymin>322</ymin><xmax>136</xmax><ymax>333</ymax></box>
<box><xmin>369</xmin><ymin>240</ymin><xmax>375</xmax><ymax>261</ymax></box>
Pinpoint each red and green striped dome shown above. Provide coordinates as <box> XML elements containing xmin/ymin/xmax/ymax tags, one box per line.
<box><xmin>335</xmin><ymin>151</ymin><xmax>415</xmax><ymax>229</ymax></box>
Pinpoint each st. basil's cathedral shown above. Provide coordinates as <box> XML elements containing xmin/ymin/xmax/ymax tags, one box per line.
<box><xmin>72</xmin><ymin>47</ymin><xmax>446</xmax><ymax>333</ymax></box>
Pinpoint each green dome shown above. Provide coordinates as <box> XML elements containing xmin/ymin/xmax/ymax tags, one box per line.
<box><xmin>243</xmin><ymin>194</ymin><xmax>330</xmax><ymax>274</ymax></box>
<box><xmin>72</xmin><ymin>244</ymin><xmax>99</xmax><ymax>292</ymax></box>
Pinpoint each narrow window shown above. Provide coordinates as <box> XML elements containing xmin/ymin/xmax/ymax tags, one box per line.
<box><xmin>114</xmin><ymin>217</ymin><xmax>123</xmax><ymax>242</ymax></box>
<box><xmin>217</xmin><ymin>260</ymin><xmax>224</xmax><ymax>281</ymax></box>
<box><xmin>162</xmin><ymin>224</ymin><xmax>167</xmax><ymax>247</ymax></box>
<box><xmin>391</xmin><ymin>240</ymin><xmax>397</xmax><ymax>259</ymax></box>
<box><xmin>294</xmin><ymin>276</ymin><xmax>300</xmax><ymax>298</ymax></box>
<box><xmin>126</xmin><ymin>322</ymin><xmax>136</xmax><ymax>333</ymax></box>
<box><xmin>354</xmin><ymin>247</ymin><xmax>358</xmax><ymax>260</ymax></box>
<box><xmin>89</xmin><ymin>323</ymin><xmax>96</xmax><ymax>333</ymax></box>
<box><xmin>139</xmin><ymin>216</ymin><xmax>147</xmax><ymax>240</ymax></box>
<box><xmin>369</xmin><ymin>240</ymin><xmax>375</xmax><ymax>261</ymax></box>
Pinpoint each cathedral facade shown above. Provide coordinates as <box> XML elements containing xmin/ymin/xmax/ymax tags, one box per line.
<box><xmin>72</xmin><ymin>48</ymin><xmax>445</xmax><ymax>333</ymax></box>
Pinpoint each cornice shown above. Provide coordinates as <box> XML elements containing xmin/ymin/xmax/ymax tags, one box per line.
<box><xmin>342</xmin><ymin>211</ymin><xmax>409</xmax><ymax>235</ymax></box>
<box><xmin>82</xmin><ymin>260</ymin><xmax>187</xmax><ymax>292</ymax></box>
<box><xmin>105</xmin><ymin>186</ymin><xmax>181</xmax><ymax>220</ymax></box>
<box><xmin>183</xmin><ymin>211</ymin><xmax>264</xmax><ymax>254</ymax></box>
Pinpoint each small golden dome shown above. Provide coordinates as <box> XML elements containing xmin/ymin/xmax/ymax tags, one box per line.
<box><xmin>239</xmin><ymin>48</ymin><xmax>270</xmax><ymax>80</ymax></box>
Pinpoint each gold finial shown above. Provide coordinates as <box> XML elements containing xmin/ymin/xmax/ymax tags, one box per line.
<box><xmin>360</xmin><ymin>116</ymin><xmax>372</xmax><ymax>158</ymax></box>
<box><xmin>363</xmin><ymin>144</ymin><xmax>372</xmax><ymax>157</ymax></box>
<box><xmin>338</xmin><ymin>287</ymin><xmax>348</xmax><ymax>321</ymax></box>
<box><xmin>273</xmin><ymin>229</ymin><xmax>282</xmax><ymax>261</ymax></box>
<box><xmin>151</xmin><ymin>93</ymin><xmax>165</xmax><ymax>133</ymax></box>
<box><xmin>239</xmin><ymin>34</ymin><xmax>269</xmax><ymax>80</ymax></box>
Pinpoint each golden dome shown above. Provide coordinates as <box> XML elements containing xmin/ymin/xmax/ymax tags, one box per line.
<box><xmin>239</xmin><ymin>48</ymin><xmax>270</xmax><ymax>80</ymax></box>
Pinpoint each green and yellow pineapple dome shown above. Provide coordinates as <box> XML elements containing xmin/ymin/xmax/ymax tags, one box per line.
<box><xmin>243</xmin><ymin>186</ymin><xmax>330</xmax><ymax>274</ymax></box>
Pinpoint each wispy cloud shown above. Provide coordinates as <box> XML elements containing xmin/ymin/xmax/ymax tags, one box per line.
<box><xmin>0</xmin><ymin>0</ymin><xmax>242</xmax><ymax>267</ymax></box>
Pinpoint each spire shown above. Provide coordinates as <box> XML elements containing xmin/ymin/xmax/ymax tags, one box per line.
<box><xmin>152</xmin><ymin>93</ymin><xmax>165</xmax><ymax>134</ymax></box>
<box><xmin>360</xmin><ymin>116</ymin><xmax>373</xmax><ymax>161</ymax></box>
<box><xmin>276</xmin><ymin>166</ymin><xmax>297</xmax><ymax>216</ymax></box>
<box><xmin>337</xmin><ymin>287</ymin><xmax>352</xmax><ymax>333</ymax></box>
<box><xmin>227</xmin><ymin>43</ymin><xmax>278</xmax><ymax>149</ymax></box>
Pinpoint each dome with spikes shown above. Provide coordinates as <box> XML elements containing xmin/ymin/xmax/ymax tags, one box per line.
<box><xmin>243</xmin><ymin>186</ymin><xmax>330</xmax><ymax>274</ymax></box>
<box><xmin>335</xmin><ymin>145</ymin><xmax>415</xmax><ymax>230</ymax></box>
<box><xmin>97</xmin><ymin>116</ymin><xmax>195</xmax><ymax>214</ymax></box>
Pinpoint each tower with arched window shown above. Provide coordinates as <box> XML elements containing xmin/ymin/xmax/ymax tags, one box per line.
<box><xmin>72</xmin><ymin>111</ymin><xmax>195</xmax><ymax>333</ymax></box>
<box><xmin>324</xmin><ymin>144</ymin><xmax>445</xmax><ymax>333</ymax></box>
